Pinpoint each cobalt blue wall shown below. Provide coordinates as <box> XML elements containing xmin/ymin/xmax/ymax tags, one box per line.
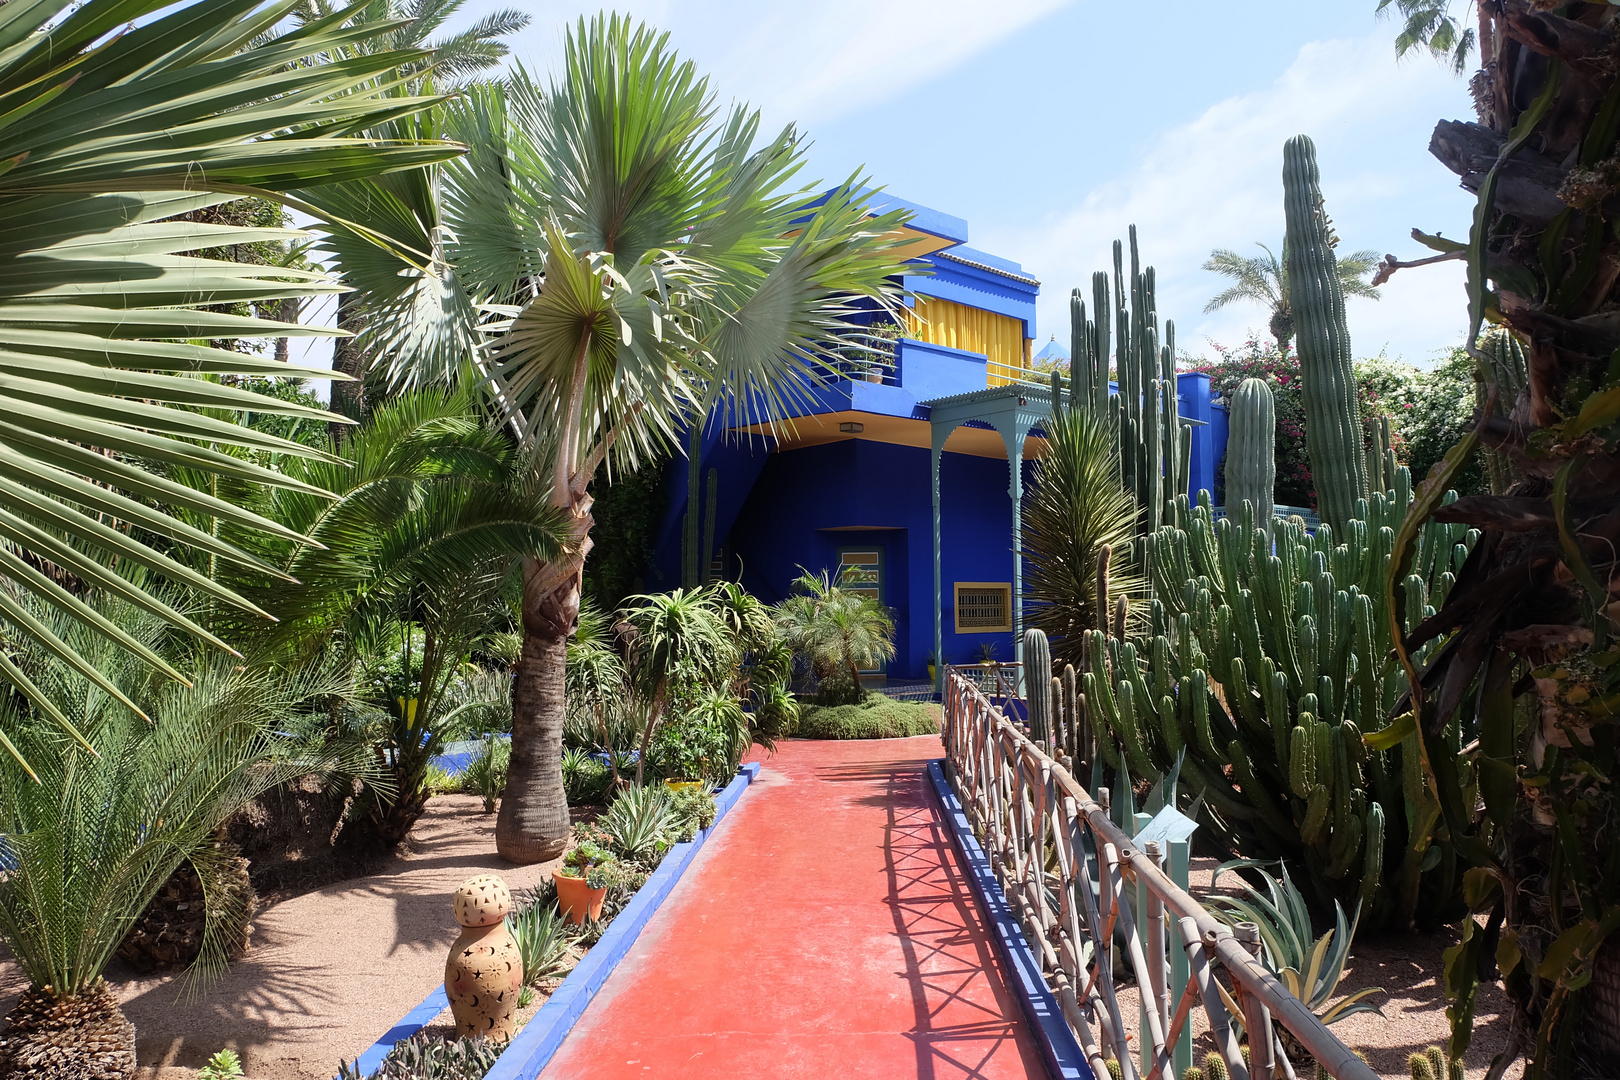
<box><xmin>725</xmin><ymin>439</ymin><xmax>1031</xmax><ymax>678</ymax></box>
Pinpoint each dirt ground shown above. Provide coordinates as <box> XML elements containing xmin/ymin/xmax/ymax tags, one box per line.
<box><xmin>0</xmin><ymin>795</ymin><xmax>566</xmax><ymax>1080</ymax></box>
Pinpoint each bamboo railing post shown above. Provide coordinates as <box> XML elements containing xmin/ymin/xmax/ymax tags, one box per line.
<box><xmin>937</xmin><ymin>669</ymin><xmax>1377</xmax><ymax>1080</ymax></box>
<box><xmin>1235</xmin><ymin>921</ymin><xmax>1274</xmax><ymax>1080</ymax></box>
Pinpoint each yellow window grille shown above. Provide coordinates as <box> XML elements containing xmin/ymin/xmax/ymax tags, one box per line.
<box><xmin>954</xmin><ymin>582</ymin><xmax>1012</xmax><ymax>634</ymax></box>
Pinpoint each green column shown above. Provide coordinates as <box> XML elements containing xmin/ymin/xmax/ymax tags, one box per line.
<box><xmin>932</xmin><ymin>424</ymin><xmax>949</xmax><ymax>695</ymax></box>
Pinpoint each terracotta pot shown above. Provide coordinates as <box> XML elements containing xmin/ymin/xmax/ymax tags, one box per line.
<box><xmin>663</xmin><ymin>779</ymin><xmax>703</xmax><ymax>794</ymax></box>
<box><xmin>553</xmin><ymin>870</ymin><xmax>608</xmax><ymax>926</ymax></box>
<box><xmin>444</xmin><ymin>874</ymin><xmax>522</xmax><ymax>1042</ymax></box>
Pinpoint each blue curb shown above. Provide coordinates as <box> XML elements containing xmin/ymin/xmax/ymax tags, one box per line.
<box><xmin>927</xmin><ymin>759</ymin><xmax>1086</xmax><ymax>1080</ymax></box>
<box><xmin>339</xmin><ymin>763</ymin><xmax>760</xmax><ymax>1080</ymax></box>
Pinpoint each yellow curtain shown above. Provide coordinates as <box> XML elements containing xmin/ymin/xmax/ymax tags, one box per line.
<box><xmin>905</xmin><ymin>296</ymin><xmax>1030</xmax><ymax>386</ymax></box>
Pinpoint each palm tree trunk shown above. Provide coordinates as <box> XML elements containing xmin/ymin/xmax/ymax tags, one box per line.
<box><xmin>330</xmin><ymin>291</ymin><xmax>367</xmax><ymax>446</ymax></box>
<box><xmin>495</xmin><ymin>556</ymin><xmax>577</xmax><ymax>864</ymax></box>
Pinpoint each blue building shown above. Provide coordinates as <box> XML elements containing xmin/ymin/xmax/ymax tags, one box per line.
<box><xmin>646</xmin><ymin>195</ymin><xmax>1229</xmax><ymax>682</ymax></box>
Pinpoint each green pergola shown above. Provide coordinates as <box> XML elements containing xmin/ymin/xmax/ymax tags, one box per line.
<box><xmin>926</xmin><ymin>381</ymin><xmax>1055</xmax><ymax>692</ymax></box>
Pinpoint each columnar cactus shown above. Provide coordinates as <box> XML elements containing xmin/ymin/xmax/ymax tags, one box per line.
<box><xmin>1366</xmin><ymin>415</ymin><xmax>1395</xmax><ymax>496</ymax></box>
<box><xmin>1477</xmin><ymin>330</ymin><xmax>1527</xmax><ymax>495</ymax></box>
<box><xmin>1226</xmin><ymin>377</ymin><xmax>1276</xmax><ymax>529</ymax></box>
<box><xmin>1081</xmin><ymin>476</ymin><xmax>1476</xmax><ymax>925</ymax></box>
<box><xmin>1023</xmin><ymin>627</ymin><xmax>1053</xmax><ymax>744</ymax></box>
<box><xmin>1283</xmin><ymin>134</ymin><xmax>1368</xmax><ymax>534</ymax></box>
<box><xmin>1068</xmin><ymin>227</ymin><xmax>1189</xmax><ymax>538</ymax></box>
<box><xmin>701</xmin><ymin>466</ymin><xmax>719</xmax><ymax>584</ymax></box>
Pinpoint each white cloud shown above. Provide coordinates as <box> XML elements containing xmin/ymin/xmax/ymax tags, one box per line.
<box><xmin>503</xmin><ymin>0</ymin><xmax>1073</xmax><ymax>127</ymax></box>
<box><xmin>981</xmin><ymin>32</ymin><xmax>1477</xmax><ymax>367</ymax></box>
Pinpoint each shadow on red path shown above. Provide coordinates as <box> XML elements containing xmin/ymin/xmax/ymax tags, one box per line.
<box><xmin>540</xmin><ymin>736</ymin><xmax>1046</xmax><ymax>1080</ymax></box>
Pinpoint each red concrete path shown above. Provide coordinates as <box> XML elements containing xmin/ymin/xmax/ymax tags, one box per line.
<box><xmin>540</xmin><ymin>735</ymin><xmax>1047</xmax><ymax>1080</ymax></box>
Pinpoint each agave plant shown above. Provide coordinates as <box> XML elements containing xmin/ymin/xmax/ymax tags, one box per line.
<box><xmin>0</xmin><ymin>0</ymin><xmax>457</xmax><ymax>770</ymax></box>
<box><xmin>1205</xmin><ymin>861</ymin><xmax>1383</xmax><ymax>1030</ymax></box>
<box><xmin>507</xmin><ymin>892</ymin><xmax>571</xmax><ymax>986</ymax></box>
<box><xmin>600</xmin><ymin>784</ymin><xmax>678</xmax><ymax>864</ymax></box>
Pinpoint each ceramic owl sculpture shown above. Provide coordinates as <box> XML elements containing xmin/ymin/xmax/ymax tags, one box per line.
<box><xmin>444</xmin><ymin>874</ymin><xmax>523</xmax><ymax>1042</ymax></box>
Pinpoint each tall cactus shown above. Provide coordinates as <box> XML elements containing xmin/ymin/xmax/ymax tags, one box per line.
<box><xmin>1226</xmin><ymin>377</ymin><xmax>1276</xmax><ymax>529</ymax></box>
<box><xmin>1081</xmin><ymin>478</ymin><xmax>1477</xmax><ymax>925</ymax></box>
<box><xmin>1024</xmin><ymin>627</ymin><xmax>1053</xmax><ymax>744</ymax></box>
<box><xmin>1068</xmin><ymin>227</ymin><xmax>1190</xmax><ymax>538</ymax></box>
<box><xmin>701</xmin><ymin>466</ymin><xmax>719</xmax><ymax>584</ymax></box>
<box><xmin>1283</xmin><ymin>135</ymin><xmax>1368</xmax><ymax>534</ymax></box>
<box><xmin>1477</xmin><ymin>330</ymin><xmax>1527</xmax><ymax>495</ymax></box>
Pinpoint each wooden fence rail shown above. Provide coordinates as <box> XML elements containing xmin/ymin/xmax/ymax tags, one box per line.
<box><xmin>940</xmin><ymin>667</ymin><xmax>1377</xmax><ymax>1080</ymax></box>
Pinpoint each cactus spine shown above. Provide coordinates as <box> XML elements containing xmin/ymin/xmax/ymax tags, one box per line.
<box><xmin>1024</xmin><ymin>628</ymin><xmax>1053</xmax><ymax>744</ymax></box>
<box><xmin>1226</xmin><ymin>377</ymin><xmax>1276</xmax><ymax>529</ymax></box>
<box><xmin>1068</xmin><ymin>227</ymin><xmax>1189</xmax><ymax>538</ymax></box>
<box><xmin>1283</xmin><ymin>134</ymin><xmax>1368</xmax><ymax>534</ymax></box>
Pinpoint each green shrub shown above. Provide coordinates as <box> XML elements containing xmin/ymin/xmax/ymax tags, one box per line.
<box><xmin>462</xmin><ymin>735</ymin><xmax>509</xmax><ymax>813</ymax></box>
<box><xmin>507</xmin><ymin>892</ymin><xmax>570</xmax><ymax>986</ymax></box>
<box><xmin>794</xmin><ymin>693</ymin><xmax>941</xmax><ymax>740</ymax></box>
<box><xmin>562</xmin><ymin>747</ymin><xmax>612</xmax><ymax>805</ymax></box>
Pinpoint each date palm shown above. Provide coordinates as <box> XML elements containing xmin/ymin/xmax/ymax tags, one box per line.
<box><xmin>774</xmin><ymin>569</ymin><xmax>896</xmax><ymax>706</ymax></box>
<box><xmin>0</xmin><ymin>0</ymin><xmax>457</xmax><ymax>773</ymax></box>
<box><xmin>1203</xmin><ymin>242</ymin><xmax>1380</xmax><ymax>348</ymax></box>
<box><xmin>320</xmin><ymin>15</ymin><xmax>911</xmax><ymax>861</ymax></box>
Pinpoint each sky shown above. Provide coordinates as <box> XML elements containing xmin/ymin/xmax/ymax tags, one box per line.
<box><xmin>298</xmin><ymin>1</ymin><xmax>1482</xmax><ymax>374</ymax></box>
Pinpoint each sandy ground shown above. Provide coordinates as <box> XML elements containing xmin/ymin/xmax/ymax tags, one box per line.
<box><xmin>0</xmin><ymin>795</ymin><xmax>565</xmax><ymax>1080</ymax></box>
<box><xmin>1100</xmin><ymin>858</ymin><xmax>1525</xmax><ymax>1080</ymax></box>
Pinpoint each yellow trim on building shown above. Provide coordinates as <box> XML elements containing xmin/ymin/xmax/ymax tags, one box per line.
<box><xmin>905</xmin><ymin>296</ymin><xmax>1032</xmax><ymax>387</ymax></box>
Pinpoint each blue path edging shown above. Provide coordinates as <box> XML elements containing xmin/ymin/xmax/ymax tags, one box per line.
<box><xmin>927</xmin><ymin>759</ymin><xmax>1087</xmax><ymax>1080</ymax></box>
<box><xmin>339</xmin><ymin>763</ymin><xmax>761</xmax><ymax>1080</ymax></box>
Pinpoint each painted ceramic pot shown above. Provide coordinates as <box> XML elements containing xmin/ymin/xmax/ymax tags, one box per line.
<box><xmin>444</xmin><ymin>874</ymin><xmax>523</xmax><ymax>1042</ymax></box>
<box><xmin>663</xmin><ymin>779</ymin><xmax>704</xmax><ymax>794</ymax></box>
<box><xmin>553</xmin><ymin>870</ymin><xmax>608</xmax><ymax>926</ymax></box>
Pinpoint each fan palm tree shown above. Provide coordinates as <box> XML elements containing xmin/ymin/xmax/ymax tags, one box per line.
<box><xmin>0</xmin><ymin>0</ymin><xmax>459</xmax><ymax>772</ymax></box>
<box><xmin>1202</xmin><ymin>242</ymin><xmax>1381</xmax><ymax>348</ymax></box>
<box><xmin>620</xmin><ymin>588</ymin><xmax>736</xmax><ymax>785</ymax></box>
<box><xmin>0</xmin><ymin>594</ymin><xmax>366</xmax><ymax>1076</ymax></box>
<box><xmin>774</xmin><ymin>569</ymin><xmax>896</xmax><ymax>706</ymax></box>
<box><xmin>315</xmin><ymin>16</ymin><xmax>912</xmax><ymax>861</ymax></box>
<box><xmin>292</xmin><ymin>0</ymin><xmax>531</xmax><ymax>432</ymax></box>
<box><xmin>244</xmin><ymin>389</ymin><xmax>564</xmax><ymax>840</ymax></box>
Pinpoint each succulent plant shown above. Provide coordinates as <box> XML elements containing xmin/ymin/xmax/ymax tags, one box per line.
<box><xmin>1024</xmin><ymin>628</ymin><xmax>1053</xmax><ymax>744</ymax></box>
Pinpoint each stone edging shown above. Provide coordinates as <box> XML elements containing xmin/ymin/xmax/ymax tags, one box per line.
<box><xmin>926</xmin><ymin>758</ymin><xmax>1087</xmax><ymax>1080</ymax></box>
<box><xmin>340</xmin><ymin>762</ymin><xmax>762</xmax><ymax>1080</ymax></box>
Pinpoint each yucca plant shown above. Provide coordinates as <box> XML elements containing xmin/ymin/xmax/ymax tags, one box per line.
<box><xmin>0</xmin><ymin>0</ymin><xmax>457</xmax><ymax>772</ymax></box>
<box><xmin>600</xmin><ymin>784</ymin><xmax>678</xmax><ymax>864</ymax></box>
<box><xmin>1205</xmin><ymin>860</ymin><xmax>1383</xmax><ymax>1033</ymax></box>
<box><xmin>1020</xmin><ymin>382</ymin><xmax>1146</xmax><ymax>670</ymax></box>
<box><xmin>0</xmin><ymin>597</ymin><xmax>364</xmax><ymax>1078</ymax></box>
